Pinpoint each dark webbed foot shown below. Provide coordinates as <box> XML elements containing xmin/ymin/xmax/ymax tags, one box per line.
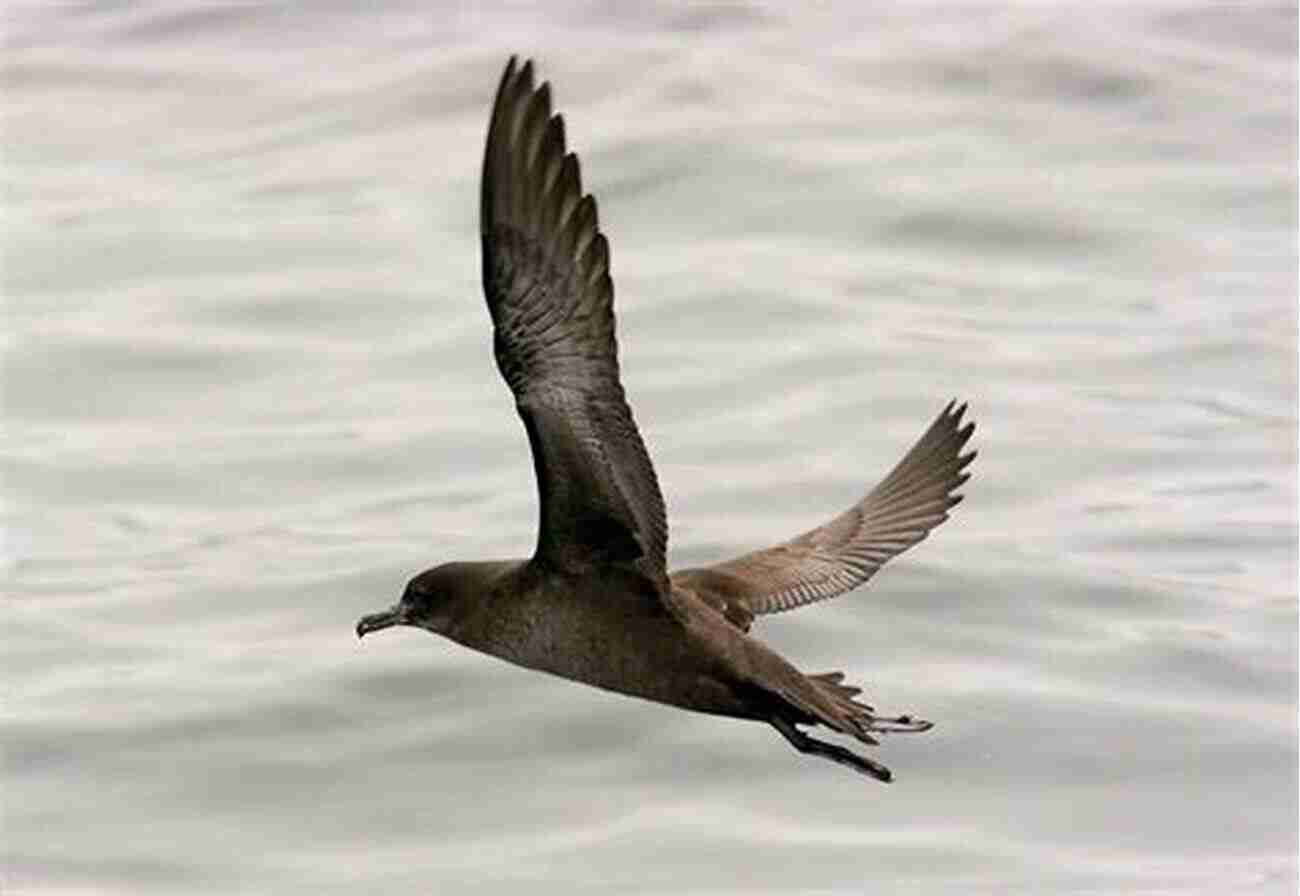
<box><xmin>770</xmin><ymin>718</ymin><xmax>894</xmax><ymax>783</ymax></box>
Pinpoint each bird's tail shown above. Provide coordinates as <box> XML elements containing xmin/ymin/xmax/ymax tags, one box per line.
<box><xmin>806</xmin><ymin>671</ymin><xmax>933</xmax><ymax>745</ymax></box>
<box><xmin>721</xmin><ymin>613</ymin><xmax>932</xmax><ymax>780</ymax></box>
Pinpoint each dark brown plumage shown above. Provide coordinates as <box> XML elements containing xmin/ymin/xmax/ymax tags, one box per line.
<box><xmin>356</xmin><ymin>56</ymin><xmax>976</xmax><ymax>783</ymax></box>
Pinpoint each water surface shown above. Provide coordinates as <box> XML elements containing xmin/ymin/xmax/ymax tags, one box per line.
<box><xmin>5</xmin><ymin>3</ymin><xmax>1296</xmax><ymax>894</ymax></box>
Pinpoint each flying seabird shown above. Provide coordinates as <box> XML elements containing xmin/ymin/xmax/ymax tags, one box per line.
<box><xmin>356</xmin><ymin>56</ymin><xmax>976</xmax><ymax>782</ymax></box>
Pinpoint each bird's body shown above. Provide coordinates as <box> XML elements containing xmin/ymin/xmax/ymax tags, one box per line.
<box><xmin>436</xmin><ymin>561</ymin><xmax>758</xmax><ymax>721</ymax></box>
<box><xmin>425</xmin><ymin>558</ymin><xmax>869</xmax><ymax>725</ymax></box>
<box><xmin>357</xmin><ymin>56</ymin><xmax>976</xmax><ymax>782</ymax></box>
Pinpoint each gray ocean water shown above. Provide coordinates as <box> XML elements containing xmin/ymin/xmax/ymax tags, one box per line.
<box><xmin>4</xmin><ymin>3</ymin><xmax>1297</xmax><ymax>894</ymax></box>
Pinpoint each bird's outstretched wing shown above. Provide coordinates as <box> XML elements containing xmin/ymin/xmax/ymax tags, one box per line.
<box><xmin>481</xmin><ymin>57</ymin><xmax>667</xmax><ymax>583</ymax></box>
<box><xmin>672</xmin><ymin>402</ymin><xmax>975</xmax><ymax>630</ymax></box>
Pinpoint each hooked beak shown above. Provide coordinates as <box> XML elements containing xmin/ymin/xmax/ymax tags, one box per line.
<box><xmin>356</xmin><ymin>604</ymin><xmax>405</xmax><ymax>639</ymax></box>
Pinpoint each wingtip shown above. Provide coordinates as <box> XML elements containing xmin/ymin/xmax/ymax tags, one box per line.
<box><xmin>957</xmin><ymin>427</ymin><xmax>976</xmax><ymax>454</ymax></box>
<box><xmin>499</xmin><ymin>54</ymin><xmax>520</xmax><ymax>92</ymax></box>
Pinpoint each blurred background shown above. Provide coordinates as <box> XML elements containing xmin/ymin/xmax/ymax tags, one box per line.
<box><xmin>4</xmin><ymin>2</ymin><xmax>1296</xmax><ymax>893</ymax></box>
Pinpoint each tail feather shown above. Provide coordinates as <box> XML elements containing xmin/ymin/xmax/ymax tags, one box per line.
<box><xmin>808</xmin><ymin>670</ymin><xmax>932</xmax><ymax>744</ymax></box>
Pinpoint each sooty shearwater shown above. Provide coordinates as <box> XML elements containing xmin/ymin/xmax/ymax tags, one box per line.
<box><xmin>356</xmin><ymin>56</ymin><xmax>976</xmax><ymax>782</ymax></box>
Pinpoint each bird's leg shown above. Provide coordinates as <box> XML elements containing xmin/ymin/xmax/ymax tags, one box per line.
<box><xmin>769</xmin><ymin>718</ymin><xmax>893</xmax><ymax>783</ymax></box>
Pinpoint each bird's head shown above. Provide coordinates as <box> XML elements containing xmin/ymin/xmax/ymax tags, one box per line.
<box><xmin>355</xmin><ymin>564</ymin><xmax>467</xmax><ymax>639</ymax></box>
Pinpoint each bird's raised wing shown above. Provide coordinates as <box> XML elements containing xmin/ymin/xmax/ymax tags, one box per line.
<box><xmin>481</xmin><ymin>57</ymin><xmax>667</xmax><ymax>583</ymax></box>
<box><xmin>672</xmin><ymin>402</ymin><xmax>975</xmax><ymax>630</ymax></box>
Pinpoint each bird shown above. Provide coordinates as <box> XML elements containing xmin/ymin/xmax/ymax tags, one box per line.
<box><xmin>356</xmin><ymin>56</ymin><xmax>975</xmax><ymax>783</ymax></box>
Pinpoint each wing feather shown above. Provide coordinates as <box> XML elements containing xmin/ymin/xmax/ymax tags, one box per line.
<box><xmin>672</xmin><ymin>402</ymin><xmax>975</xmax><ymax>629</ymax></box>
<box><xmin>481</xmin><ymin>57</ymin><xmax>668</xmax><ymax>582</ymax></box>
